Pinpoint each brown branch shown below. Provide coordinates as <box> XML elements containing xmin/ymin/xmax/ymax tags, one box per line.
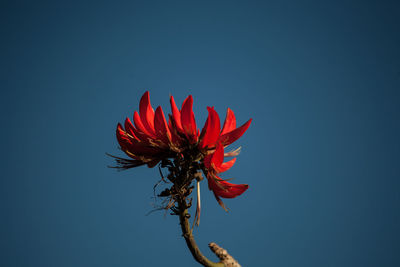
<box><xmin>178</xmin><ymin>197</ymin><xmax>241</xmax><ymax>267</ymax></box>
<box><xmin>209</xmin><ymin>243</ymin><xmax>241</xmax><ymax>267</ymax></box>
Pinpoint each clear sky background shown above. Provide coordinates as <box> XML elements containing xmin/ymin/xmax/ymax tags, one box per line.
<box><xmin>1</xmin><ymin>1</ymin><xmax>399</xmax><ymax>266</ymax></box>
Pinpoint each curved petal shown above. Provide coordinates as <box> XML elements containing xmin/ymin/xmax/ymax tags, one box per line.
<box><xmin>116</xmin><ymin>123</ymin><xmax>133</xmax><ymax>153</ymax></box>
<box><xmin>217</xmin><ymin>157</ymin><xmax>236</xmax><ymax>173</ymax></box>
<box><xmin>181</xmin><ymin>95</ymin><xmax>198</xmax><ymax>143</ymax></box>
<box><xmin>133</xmin><ymin>111</ymin><xmax>156</xmax><ymax>140</ymax></box>
<box><xmin>130</xmin><ymin>119</ymin><xmax>152</xmax><ymax>143</ymax></box>
<box><xmin>211</xmin><ymin>142</ymin><xmax>224</xmax><ymax>169</ymax></box>
<box><xmin>220</xmin><ymin>108</ymin><xmax>236</xmax><ymax>136</ymax></box>
<box><xmin>168</xmin><ymin>114</ymin><xmax>184</xmax><ymax>149</ymax></box>
<box><xmin>139</xmin><ymin>91</ymin><xmax>156</xmax><ymax>135</ymax></box>
<box><xmin>218</xmin><ymin>119</ymin><xmax>252</xmax><ymax>146</ymax></box>
<box><xmin>116</xmin><ymin>124</ymin><xmax>161</xmax><ymax>158</ymax></box>
<box><xmin>154</xmin><ymin>106</ymin><xmax>171</xmax><ymax>145</ymax></box>
<box><xmin>124</xmin><ymin>117</ymin><xmax>139</xmax><ymax>141</ymax></box>
<box><xmin>203</xmin><ymin>153</ymin><xmax>212</xmax><ymax>170</ymax></box>
<box><xmin>170</xmin><ymin>95</ymin><xmax>184</xmax><ymax>133</ymax></box>
<box><xmin>199</xmin><ymin>107</ymin><xmax>220</xmax><ymax>149</ymax></box>
<box><xmin>208</xmin><ymin>175</ymin><xmax>249</xmax><ymax>199</ymax></box>
<box><xmin>204</xmin><ymin>143</ymin><xmax>235</xmax><ymax>172</ymax></box>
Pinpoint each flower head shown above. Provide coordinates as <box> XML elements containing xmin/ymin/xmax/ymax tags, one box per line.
<box><xmin>112</xmin><ymin>91</ymin><xmax>251</xmax><ymax>208</ymax></box>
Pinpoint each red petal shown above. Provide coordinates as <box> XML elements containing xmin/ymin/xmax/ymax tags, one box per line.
<box><xmin>211</xmin><ymin>142</ymin><xmax>224</xmax><ymax>169</ymax></box>
<box><xmin>203</xmin><ymin>145</ymin><xmax>218</xmax><ymax>170</ymax></box>
<box><xmin>199</xmin><ymin>107</ymin><xmax>221</xmax><ymax>149</ymax></box>
<box><xmin>181</xmin><ymin>95</ymin><xmax>198</xmax><ymax>143</ymax></box>
<box><xmin>139</xmin><ymin>91</ymin><xmax>156</xmax><ymax>135</ymax></box>
<box><xmin>206</xmin><ymin>143</ymin><xmax>236</xmax><ymax>173</ymax></box>
<box><xmin>170</xmin><ymin>95</ymin><xmax>184</xmax><ymax>133</ymax></box>
<box><xmin>217</xmin><ymin>158</ymin><xmax>236</xmax><ymax>173</ymax></box>
<box><xmin>117</xmin><ymin>124</ymin><xmax>161</xmax><ymax>158</ymax></box>
<box><xmin>208</xmin><ymin>175</ymin><xmax>249</xmax><ymax>199</ymax></box>
<box><xmin>116</xmin><ymin>123</ymin><xmax>133</xmax><ymax>152</ymax></box>
<box><xmin>154</xmin><ymin>106</ymin><xmax>171</xmax><ymax>145</ymax></box>
<box><xmin>124</xmin><ymin>118</ymin><xmax>139</xmax><ymax>141</ymax></box>
<box><xmin>133</xmin><ymin>111</ymin><xmax>156</xmax><ymax>139</ymax></box>
<box><xmin>203</xmin><ymin>153</ymin><xmax>212</xmax><ymax>169</ymax></box>
<box><xmin>199</xmin><ymin>116</ymin><xmax>209</xmax><ymax>140</ymax></box>
<box><xmin>130</xmin><ymin>122</ymin><xmax>152</xmax><ymax>143</ymax></box>
<box><xmin>218</xmin><ymin>119</ymin><xmax>252</xmax><ymax>146</ymax></box>
<box><xmin>220</xmin><ymin>108</ymin><xmax>237</xmax><ymax>136</ymax></box>
<box><xmin>168</xmin><ymin>114</ymin><xmax>184</xmax><ymax>148</ymax></box>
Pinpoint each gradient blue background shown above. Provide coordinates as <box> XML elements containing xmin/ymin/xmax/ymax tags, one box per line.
<box><xmin>1</xmin><ymin>1</ymin><xmax>399</xmax><ymax>266</ymax></box>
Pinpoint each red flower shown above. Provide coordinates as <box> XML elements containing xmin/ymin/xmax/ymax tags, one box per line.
<box><xmin>204</xmin><ymin>142</ymin><xmax>249</xmax><ymax>209</ymax></box>
<box><xmin>114</xmin><ymin>91</ymin><xmax>251</xmax><ymax>208</ymax></box>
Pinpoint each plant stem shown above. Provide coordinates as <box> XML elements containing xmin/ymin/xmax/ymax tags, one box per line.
<box><xmin>178</xmin><ymin>197</ymin><xmax>225</xmax><ymax>267</ymax></box>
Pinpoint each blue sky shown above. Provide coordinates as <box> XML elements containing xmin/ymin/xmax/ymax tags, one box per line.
<box><xmin>1</xmin><ymin>1</ymin><xmax>399</xmax><ymax>266</ymax></box>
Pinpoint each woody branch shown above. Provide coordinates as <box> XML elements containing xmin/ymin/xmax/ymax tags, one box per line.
<box><xmin>177</xmin><ymin>194</ymin><xmax>241</xmax><ymax>267</ymax></box>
